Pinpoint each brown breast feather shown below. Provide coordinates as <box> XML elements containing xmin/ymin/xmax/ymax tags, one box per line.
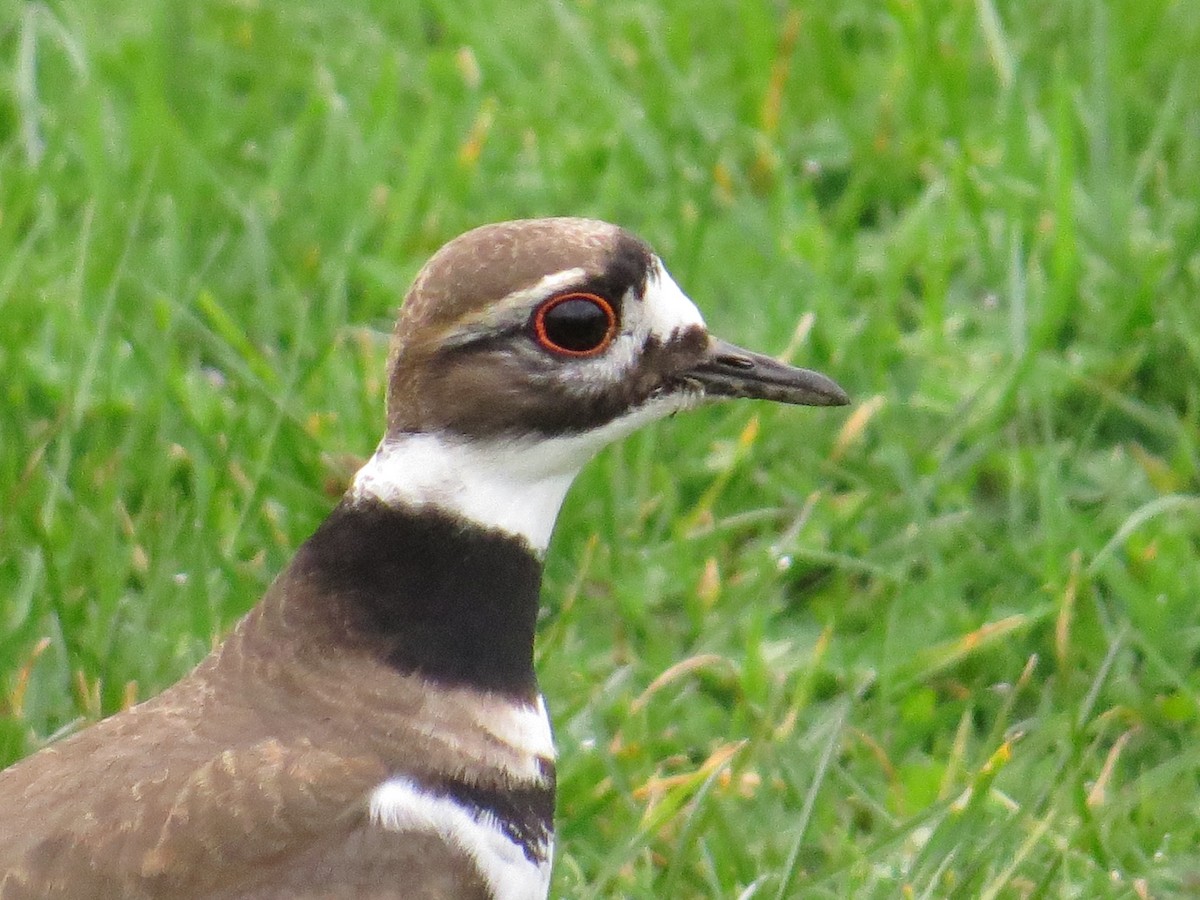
<box><xmin>0</xmin><ymin>593</ymin><xmax>514</xmax><ymax>898</ymax></box>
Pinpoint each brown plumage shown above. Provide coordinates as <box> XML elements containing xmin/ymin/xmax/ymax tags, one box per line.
<box><xmin>0</xmin><ymin>218</ymin><xmax>847</xmax><ymax>898</ymax></box>
<box><xmin>0</xmin><ymin>512</ymin><xmax>537</xmax><ymax>897</ymax></box>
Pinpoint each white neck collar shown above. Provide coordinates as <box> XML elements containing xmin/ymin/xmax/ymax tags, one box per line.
<box><xmin>349</xmin><ymin>397</ymin><xmax>687</xmax><ymax>554</ymax></box>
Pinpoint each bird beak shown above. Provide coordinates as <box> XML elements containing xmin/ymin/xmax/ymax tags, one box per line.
<box><xmin>684</xmin><ymin>337</ymin><xmax>850</xmax><ymax>407</ymax></box>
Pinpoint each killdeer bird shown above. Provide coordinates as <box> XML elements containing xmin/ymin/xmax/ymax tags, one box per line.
<box><xmin>0</xmin><ymin>218</ymin><xmax>847</xmax><ymax>899</ymax></box>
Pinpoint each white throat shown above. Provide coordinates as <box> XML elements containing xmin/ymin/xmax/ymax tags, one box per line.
<box><xmin>349</xmin><ymin>396</ymin><xmax>689</xmax><ymax>553</ymax></box>
<box><xmin>351</xmin><ymin>258</ymin><xmax>710</xmax><ymax>552</ymax></box>
<box><xmin>350</xmin><ymin>434</ymin><xmax>575</xmax><ymax>553</ymax></box>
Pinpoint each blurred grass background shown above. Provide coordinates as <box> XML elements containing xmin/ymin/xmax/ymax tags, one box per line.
<box><xmin>2</xmin><ymin>0</ymin><xmax>1199</xmax><ymax>896</ymax></box>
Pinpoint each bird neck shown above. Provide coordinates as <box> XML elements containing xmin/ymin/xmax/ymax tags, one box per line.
<box><xmin>349</xmin><ymin>432</ymin><xmax>586</xmax><ymax>555</ymax></box>
<box><xmin>280</xmin><ymin>497</ymin><xmax>544</xmax><ymax>701</ymax></box>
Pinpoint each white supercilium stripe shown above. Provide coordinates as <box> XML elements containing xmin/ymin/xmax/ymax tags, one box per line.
<box><xmin>369</xmin><ymin>776</ymin><xmax>552</xmax><ymax>900</ymax></box>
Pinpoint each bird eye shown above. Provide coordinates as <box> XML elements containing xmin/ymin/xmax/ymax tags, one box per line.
<box><xmin>532</xmin><ymin>292</ymin><xmax>617</xmax><ymax>357</ymax></box>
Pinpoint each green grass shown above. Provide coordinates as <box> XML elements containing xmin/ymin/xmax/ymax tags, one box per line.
<box><xmin>2</xmin><ymin>0</ymin><xmax>1199</xmax><ymax>896</ymax></box>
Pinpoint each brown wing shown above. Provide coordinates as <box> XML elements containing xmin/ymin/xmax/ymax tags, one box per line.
<box><xmin>0</xmin><ymin>724</ymin><xmax>487</xmax><ymax>899</ymax></box>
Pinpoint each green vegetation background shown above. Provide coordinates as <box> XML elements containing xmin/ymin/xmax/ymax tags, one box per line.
<box><xmin>2</xmin><ymin>1</ymin><xmax>1198</xmax><ymax>896</ymax></box>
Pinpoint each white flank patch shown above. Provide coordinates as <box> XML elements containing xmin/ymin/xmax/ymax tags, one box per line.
<box><xmin>369</xmin><ymin>776</ymin><xmax>552</xmax><ymax>900</ymax></box>
<box><xmin>401</xmin><ymin>688</ymin><xmax>555</xmax><ymax>785</ymax></box>
<box><xmin>478</xmin><ymin>695</ymin><xmax>555</xmax><ymax>767</ymax></box>
<box><xmin>351</xmin><ymin>396</ymin><xmax>692</xmax><ymax>552</ymax></box>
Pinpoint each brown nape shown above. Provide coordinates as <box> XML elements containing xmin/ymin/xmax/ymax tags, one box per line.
<box><xmin>386</xmin><ymin>218</ymin><xmax>656</xmax><ymax>436</ymax></box>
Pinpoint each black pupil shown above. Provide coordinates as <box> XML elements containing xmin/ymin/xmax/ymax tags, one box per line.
<box><xmin>542</xmin><ymin>298</ymin><xmax>611</xmax><ymax>352</ymax></box>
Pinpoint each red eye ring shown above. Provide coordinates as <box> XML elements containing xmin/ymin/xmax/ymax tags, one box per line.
<box><xmin>532</xmin><ymin>292</ymin><xmax>618</xmax><ymax>357</ymax></box>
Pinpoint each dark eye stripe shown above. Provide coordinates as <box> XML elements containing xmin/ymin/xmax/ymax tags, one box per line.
<box><xmin>532</xmin><ymin>293</ymin><xmax>617</xmax><ymax>357</ymax></box>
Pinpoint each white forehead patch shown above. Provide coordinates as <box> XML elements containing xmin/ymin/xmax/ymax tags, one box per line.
<box><xmin>554</xmin><ymin>257</ymin><xmax>707</xmax><ymax>390</ymax></box>
<box><xmin>641</xmin><ymin>257</ymin><xmax>706</xmax><ymax>341</ymax></box>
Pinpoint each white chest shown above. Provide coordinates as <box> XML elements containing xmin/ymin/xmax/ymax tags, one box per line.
<box><xmin>369</xmin><ymin>775</ymin><xmax>553</xmax><ymax>900</ymax></box>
